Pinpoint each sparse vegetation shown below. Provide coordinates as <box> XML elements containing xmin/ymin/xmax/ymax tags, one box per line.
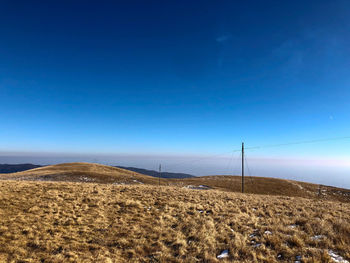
<box><xmin>0</xmin><ymin>179</ymin><xmax>349</xmax><ymax>262</ymax></box>
<box><xmin>2</xmin><ymin>163</ymin><xmax>349</xmax><ymax>203</ymax></box>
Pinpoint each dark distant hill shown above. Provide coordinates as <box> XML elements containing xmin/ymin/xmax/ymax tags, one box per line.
<box><xmin>116</xmin><ymin>166</ymin><xmax>195</xmax><ymax>179</ymax></box>
<box><xmin>0</xmin><ymin>164</ymin><xmax>42</xmax><ymax>173</ymax></box>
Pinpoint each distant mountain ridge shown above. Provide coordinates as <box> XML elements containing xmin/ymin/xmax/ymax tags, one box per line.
<box><xmin>116</xmin><ymin>166</ymin><xmax>195</xmax><ymax>179</ymax></box>
<box><xmin>0</xmin><ymin>164</ymin><xmax>42</xmax><ymax>174</ymax></box>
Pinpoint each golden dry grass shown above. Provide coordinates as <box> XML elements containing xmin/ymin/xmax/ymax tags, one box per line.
<box><xmin>169</xmin><ymin>176</ymin><xmax>350</xmax><ymax>203</ymax></box>
<box><xmin>0</xmin><ymin>180</ymin><xmax>349</xmax><ymax>263</ymax></box>
<box><xmin>1</xmin><ymin>162</ymin><xmax>349</xmax><ymax>203</ymax></box>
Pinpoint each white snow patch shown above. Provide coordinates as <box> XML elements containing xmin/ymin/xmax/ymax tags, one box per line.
<box><xmin>217</xmin><ymin>249</ymin><xmax>229</xmax><ymax>259</ymax></box>
<box><xmin>328</xmin><ymin>250</ymin><xmax>349</xmax><ymax>263</ymax></box>
<box><xmin>132</xmin><ymin>179</ymin><xmax>143</xmax><ymax>184</ymax></box>
<box><xmin>186</xmin><ymin>185</ymin><xmax>211</xmax><ymax>190</ymax></box>
<box><xmin>311</xmin><ymin>235</ymin><xmax>324</xmax><ymax>241</ymax></box>
<box><xmin>80</xmin><ymin>176</ymin><xmax>94</xmax><ymax>182</ymax></box>
<box><xmin>264</xmin><ymin>230</ymin><xmax>272</xmax><ymax>235</ymax></box>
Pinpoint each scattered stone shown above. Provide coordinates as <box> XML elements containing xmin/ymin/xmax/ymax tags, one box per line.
<box><xmin>328</xmin><ymin>250</ymin><xmax>349</xmax><ymax>263</ymax></box>
<box><xmin>217</xmin><ymin>249</ymin><xmax>229</xmax><ymax>259</ymax></box>
<box><xmin>295</xmin><ymin>255</ymin><xmax>302</xmax><ymax>263</ymax></box>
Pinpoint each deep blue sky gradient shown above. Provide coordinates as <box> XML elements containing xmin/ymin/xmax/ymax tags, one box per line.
<box><xmin>1</xmin><ymin>0</ymin><xmax>350</xmax><ymax>160</ymax></box>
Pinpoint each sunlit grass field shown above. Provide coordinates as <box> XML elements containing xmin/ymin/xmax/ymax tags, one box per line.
<box><xmin>0</xmin><ymin>180</ymin><xmax>349</xmax><ymax>262</ymax></box>
<box><xmin>1</xmin><ymin>163</ymin><xmax>350</xmax><ymax>203</ymax></box>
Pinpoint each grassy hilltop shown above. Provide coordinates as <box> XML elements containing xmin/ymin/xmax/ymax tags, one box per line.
<box><xmin>1</xmin><ymin>162</ymin><xmax>349</xmax><ymax>203</ymax></box>
<box><xmin>0</xmin><ymin>162</ymin><xmax>161</xmax><ymax>185</ymax></box>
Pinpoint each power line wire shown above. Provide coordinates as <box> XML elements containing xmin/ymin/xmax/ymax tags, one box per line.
<box><xmin>231</xmin><ymin>151</ymin><xmax>241</xmax><ymax>176</ymax></box>
<box><xmin>244</xmin><ymin>136</ymin><xmax>350</xmax><ymax>151</ymax></box>
<box><xmin>164</xmin><ymin>150</ymin><xmax>238</xmax><ymax>172</ymax></box>
<box><xmin>224</xmin><ymin>151</ymin><xmax>236</xmax><ymax>174</ymax></box>
<box><xmin>163</xmin><ymin>135</ymin><xmax>350</xmax><ymax>173</ymax></box>
<box><xmin>244</xmin><ymin>154</ymin><xmax>254</xmax><ymax>186</ymax></box>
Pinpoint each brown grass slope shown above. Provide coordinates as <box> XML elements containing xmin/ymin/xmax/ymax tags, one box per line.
<box><xmin>170</xmin><ymin>175</ymin><xmax>350</xmax><ymax>203</ymax></box>
<box><xmin>1</xmin><ymin>162</ymin><xmax>349</xmax><ymax>202</ymax></box>
<box><xmin>0</xmin><ymin>162</ymin><xmax>163</xmax><ymax>185</ymax></box>
<box><xmin>0</xmin><ymin>181</ymin><xmax>349</xmax><ymax>262</ymax></box>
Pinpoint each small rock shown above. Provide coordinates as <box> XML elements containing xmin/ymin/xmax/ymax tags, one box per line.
<box><xmin>217</xmin><ymin>249</ymin><xmax>229</xmax><ymax>259</ymax></box>
<box><xmin>295</xmin><ymin>255</ymin><xmax>302</xmax><ymax>263</ymax></box>
<box><xmin>328</xmin><ymin>250</ymin><xmax>349</xmax><ymax>263</ymax></box>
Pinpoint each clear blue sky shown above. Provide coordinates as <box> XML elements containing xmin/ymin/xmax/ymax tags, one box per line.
<box><xmin>1</xmin><ymin>0</ymin><xmax>350</xmax><ymax>159</ymax></box>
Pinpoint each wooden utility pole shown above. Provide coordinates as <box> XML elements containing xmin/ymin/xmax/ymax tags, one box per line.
<box><xmin>242</xmin><ymin>142</ymin><xmax>244</xmax><ymax>193</ymax></box>
<box><xmin>318</xmin><ymin>185</ymin><xmax>321</xmax><ymax>197</ymax></box>
<box><xmin>158</xmin><ymin>164</ymin><xmax>161</xmax><ymax>186</ymax></box>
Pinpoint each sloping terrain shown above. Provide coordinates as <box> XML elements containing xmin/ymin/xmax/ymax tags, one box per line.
<box><xmin>169</xmin><ymin>176</ymin><xmax>350</xmax><ymax>203</ymax></box>
<box><xmin>1</xmin><ymin>162</ymin><xmax>349</xmax><ymax>203</ymax></box>
<box><xmin>0</xmin><ymin>181</ymin><xmax>348</xmax><ymax>262</ymax></box>
<box><xmin>0</xmin><ymin>163</ymin><xmax>195</xmax><ymax>179</ymax></box>
<box><xmin>0</xmin><ymin>162</ymin><xmax>162</xmax><ymax>185</ymax></box>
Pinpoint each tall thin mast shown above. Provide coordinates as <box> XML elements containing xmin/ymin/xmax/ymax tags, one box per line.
<box><xmin>242</xmin><ymin>142</ymin><xmax>244</xmax><ymax>193</ymax></box>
